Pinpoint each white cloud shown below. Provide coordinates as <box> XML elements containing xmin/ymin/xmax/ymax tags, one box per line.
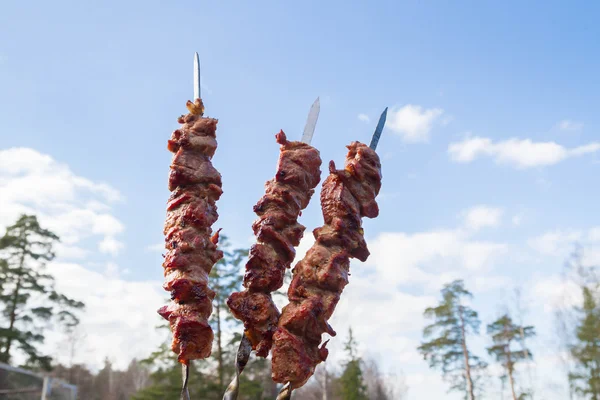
<box><xmin>528</xmin><ymin>227</ymin><xmax>600</xmax><ymax>267</ymax></box>
<box><xmin>358</xmin><ymin>113</ymin><xmax>370</xmax><ymax>123</ymax></box>
<box><xmin>0</xmin><ymin>148</ymin><xmax>122</xmax><ymax>206</ymax></box>
<box><xmin>512</xmin><ymin>214</ymin><xmax>523</xmax><ymax>226</ymax></box>
<box><xmin>448</xmin><ymin>137</ymin><xmax>600</xmax><ymax>168</ymax></box>
<box><xmin>528</xmin><ymin>230</ymin><xmax>583</xmax><ymax>256</ymax></box>
<box><xmin>146</xmin><ymin>243</ymin><xmax>165</xmax><ymax>252</ymax></box>
<box><xmin>556</xmin><ymin>120</ymin><xmax>584</xmax><ymax>132</ymax></box>
<box><xmin>366</xmin><ymin>227</ymin><xmax>508</xmax><ymax>288</ymax></box>
<box><xmin>45</xmin><ymin>262</ymin><xmax>165</xmax><ymax>369</ymax></box>
<box><xmin>99</xmin><ymin>236</ymin><xmax>124</xmax><ymax>256</ymax></box>
<box><xmin>0</xmin><ymin>147</ymin><xmax>125</xmax><ymax>253</ymax></box>
<box><xmin>472</xmin><ymin>275</ymin><xmax>514</xmax><ymax>292</ymax></box>
<box><xmin>462</xmin><ymin>242</ymin><xmax>508</xmax><ymax>271</ymax></box>
<box><xmin>461</xmin><ymin>206</ymin><xmax>503</xmax><ymax>231</ymax></box>
<box><xmin>532</xmin><ymin>275</ymin><xmax>581</xmax><ymax>312</ymax></box>
<box><xmin>386</xmin><ymin>104</ymin><xmax>444</xmax><ymax>143</ymax></box>
<box><xmin>588</xmin><ymin>228</ymin><xmax>600</xmax><ymax>242</ymax></box>
<box><xmin>55</xmin><ymin>242</ymin><xmax>89</xmax><ymax>259</ymax></box>
<box><xmin>103</xmin><ymin>262</ymin><xmax>121</xmax><ymax>279</ymax></box>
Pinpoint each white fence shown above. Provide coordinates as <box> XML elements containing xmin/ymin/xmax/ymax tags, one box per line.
<box><xmin>0</xmin><ymin>362</ymin><xmax>77</xmax><ymax>400</ymax></box>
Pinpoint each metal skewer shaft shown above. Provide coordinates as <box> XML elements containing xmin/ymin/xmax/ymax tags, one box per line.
<box><xmin>301</xmin><ymin>97</ymin><xmax>320</xmax><ymax>145</ymax></box>
<box><xmin>194</xmin><ymin>52</ymin><xmax>201</xmax><ymax>101</ymax></box>
<box><xmin>179</xmin><ymin>53</ymin><xmax>203</xmax><ymax>400</ymax></box>
<box><xmin>181</xmin><ymin>363</ymin><xmax>190</xmax><ymax>400</ymax></box>
<box><xmin>222</xmin><ymin>335</ymin><xmax>252</xmax><ymax>400</ymax></box>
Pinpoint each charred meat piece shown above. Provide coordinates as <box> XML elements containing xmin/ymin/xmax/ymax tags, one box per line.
<box><xmin>158</xmin><ymin>99</ymin><xmax>224</xmax><ymax>363</ymax></box>
<box><xmin>227</xmin><ymin>130</ymin><xmax>322</xmax><ymax>357</ymax></box>
<box><xmin>271</xmin><ymin>142</ymin><xmax>382</xmax><ymax>389</ymax></box>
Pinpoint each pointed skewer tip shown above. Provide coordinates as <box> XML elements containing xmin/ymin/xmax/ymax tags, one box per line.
<box><xmin>369</xmin><ymin>106</ymin><xmax>388</xmax><ymax>151</ymax></box>
<box><xmin>193</xmin><ymin>52</ymin><xmax>201</xmax><ymax>101</ymax></box>
<box><xmin>301</xmin><ymin>97</ymin><xmax>321</xmax><ymax>144</ymax></box>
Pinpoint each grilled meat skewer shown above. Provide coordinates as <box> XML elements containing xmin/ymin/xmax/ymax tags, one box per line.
<box><xmin>271</xmin><ymin>138</ymin><xmax>383</xmax><ymax>389</ymax></box>
<box><xmin>227</xmin><ymin>130</ymin><xmax>322</xmax><ymax>356</ymax></box>
<box><xmin>158</xmin><ymin>97</ymin><xmax>223</xmax><ymax>364</ymax></box>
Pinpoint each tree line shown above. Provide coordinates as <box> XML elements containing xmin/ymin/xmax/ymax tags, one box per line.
<box><xmin>7</xmin><ymin>213</ymin><xmax>598</xmax><ymax>399</ymax></box>
<box><xmin>419</xmin><ymin>247</ymin><xmax>600</xmax><ymax>400</ymax></box>
<box><xmin>0</xmin><ymin>214</ymin><xmax>399</xmax><ymax>399</ymax></box>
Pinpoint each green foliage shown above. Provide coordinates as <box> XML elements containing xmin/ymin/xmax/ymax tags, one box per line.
<box><xmin>486</xmin><ymin>314</ymin><xmax>535</xmax><ymax>372</ymax></box>
<box><xmin>569</xmin><ymin>285</ymin><xmax>600</xmax><ymax>399</ymax></box>
<box><xmin>486</xmin><ymin>314</ymin><xmax>535</xmax><ymax>399</ymax></box>
<box><xmin>0</xmin><ymin>214</ymin><xmax>84</xmax><ymax>370</ymax></box>
<box><xmin>418</xmin><ymin>280</ymin><xmax>486</xmax><ymax>399</ymax></box>
<box><xmin>338</xmin><ymin>328</ymin><xmax>368</xmax><ymax>400</ymax></box>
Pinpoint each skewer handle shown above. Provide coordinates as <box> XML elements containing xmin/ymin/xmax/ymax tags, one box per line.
<box><xmin>222</xmin><ymin>335</ymin><xmax>252</xmax><ymax>400</ymax></box>
<box><xmin>181</xmin><ymin>363</ymin><xmax>191</xmax><ymax>400</ymax></box>
<box><xmin>276</xmin><ymin>383</ymin><xmax>293</xmax><ymax>400</ymax></box>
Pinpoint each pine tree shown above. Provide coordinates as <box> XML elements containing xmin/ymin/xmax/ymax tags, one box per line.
<box><xmin>0</xmin><ymin>214</ymin><xmax>84</xmax><ymax>370</ymax></box>
<box><xmin>486</xmin><ymin>314</ymin><xmax>535</xmax><ymax>400</ymax></box>
<box><xmin>338</xmin><ymin>327</ymin><xmax>368</xmax><ymax>400</ymax></box>
<box><xmin>569</xmin><ymin>286</ymin><xmax>600</xmax><ymax>399</ymax></box>
<box><xmin>418</xmin><ymin>280</ymin><xmax>486</xmax><ymax>400</ymax></box>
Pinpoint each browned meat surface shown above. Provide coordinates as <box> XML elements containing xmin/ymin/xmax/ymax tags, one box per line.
<box><xmin>158</xmin><ymin>99</ymin><xmax>224</xmax><ymax>363</ymax></box>
<box><xmin>271</xmin><ymin>142</ymin><xmax>382</xmax><ymax>389</ymax></box>
<box><xmin>227</xmin><ymin>130</ymin><xmax>322</xmax><ymax>357</ymax></box>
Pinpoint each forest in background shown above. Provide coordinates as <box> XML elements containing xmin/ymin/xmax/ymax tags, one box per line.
<box><xmin>1</xmin><ymin>214</ymin><xmax>600</xmax><ymax>399</ymax></box>
<box><xmin>0</xmin><ymin>214</ymin><xmax>401</xmax><ymax>400</ymax></box>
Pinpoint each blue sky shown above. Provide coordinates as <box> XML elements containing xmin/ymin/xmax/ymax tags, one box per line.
<box><xmin>1</xmin><ymin>1</ymin><xmax>599</xmax><ymax>398</ymax></box>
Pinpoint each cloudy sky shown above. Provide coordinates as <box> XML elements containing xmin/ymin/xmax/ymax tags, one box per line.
<box><xmin>1</xmin><ymin>1</ymin><xmax>599</xmax><ymax>398</ymax></box>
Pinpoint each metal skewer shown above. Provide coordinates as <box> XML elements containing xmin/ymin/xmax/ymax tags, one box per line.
<box><xmin>222</xmin><ymin>335</ymin><xmax>252</xmax><ymax>400</ymax></box>
<box><xmin>276</xmin><ymin>382</ymin><xmax>293</xmax><ymax>400</ymax></box>
<box><xmin>181</xmin><ymin>362</ymin><xmax>190</xmax><ymax>400</ymax></box>
<box><xmin>301</xmin><ymin>97</ymin><xmax>320</xmax><ymax>144</ymax></box>
<box><xmin>369</xmin><ymin>107</ymin><xmax>388</xmax><ymax>150</ymax></box>
<box><xmin>179</xmin><ymin>52</ymin><xmax>203</xmax><ymax>400</ymax></box>
<box><xmin>221</xmin><ymin>97</ymin><xmax>321</xmax><ymax>400</ymax></box>
<box><xmin>275</xmin><ymin>106</ymin><xmax>387</xmax><ymax>400</ymax></box>
<box><xmin>194</xmin><ymin>52</ymin><xmax>201</xmax><ymax>101</ymax></box>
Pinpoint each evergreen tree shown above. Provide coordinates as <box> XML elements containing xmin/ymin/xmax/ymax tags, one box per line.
<box><xmin>486</xmin><ymin>314</ymin><xmax>535</xmax><ymax>400</ymax></box>
<box><xmin>569</xmin><ymin>286</ymin><xmax>600</xmax><ymax>399</ymax></box>
<box><xmin>338</xmin><ymin>327</ymin><xmax>368</xmax><ymax>400</ymax></box>
<box><xmin>0</xmin><ymin>214</ymin><xmax>84</xmax><ymax>370</ymax></box>
<box><xmin>418</xmin><ymin>280</ymin><xmax>486</xmax><ymax>400</ymax></box>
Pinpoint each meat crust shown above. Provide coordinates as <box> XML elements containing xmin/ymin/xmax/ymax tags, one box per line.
<box><xmin>271</xmin><ymin>142</ymin><xmax>382</xmax><ymax>388</ymax></box>
<box><xmin>158</xmin><ymin>99</ymin><xmax>223</xmax><ymax>363</ymax></box>
<box><xmin>227</xmin><ymin>130</ymin><xmax>322</xmax><ymax>357</ymax></box>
